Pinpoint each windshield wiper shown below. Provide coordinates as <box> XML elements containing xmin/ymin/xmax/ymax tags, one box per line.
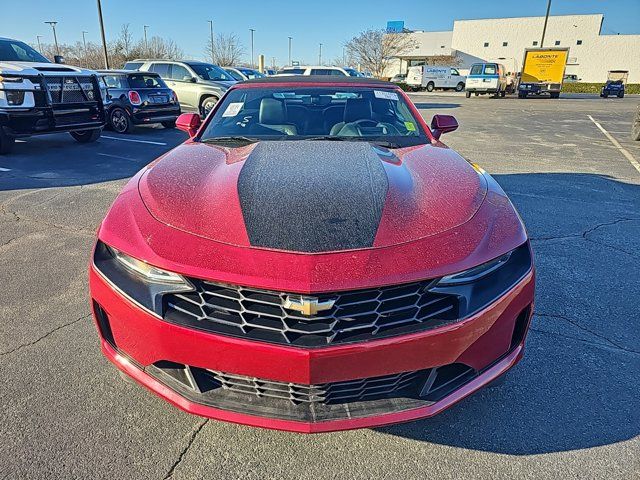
<box><xmin>301</xmin><ymin>136</ymin><xmax>351</xmax><ymax>142</ymax></box>
<box><xmin>302</xmin><ymin>136</ymin><xmax>401</xmax><ymax>149</ymax></box>
<box><xmin>200</xmin><ymin>136</ymin><xmax>259</xmax><ymax>146</ymax></box>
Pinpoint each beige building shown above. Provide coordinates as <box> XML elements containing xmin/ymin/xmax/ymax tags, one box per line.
<box><xmin>386</xmin><ymin>14</ymin><xmax>640</xmax><ymax>83</ymax></box>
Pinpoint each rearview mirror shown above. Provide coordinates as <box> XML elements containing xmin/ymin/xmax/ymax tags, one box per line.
<box><xmin>176</xmin><ymin>113</ymin><xmax>201</xmax><ymax>137</ymax></box>
<box><xmin>430</xmin><ymin>114</ymin><xmax>458</xmax><ymax>140</ymax></box>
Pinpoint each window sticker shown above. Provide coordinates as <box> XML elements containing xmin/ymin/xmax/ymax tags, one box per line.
<box><xmin>222</xmin><ymin>102</ymin><xmax>244</xmax><ymax>117</ymax></box>
<box><xmin>404</xmin><ymin>121</ymin><xmax>416</xmax><ymax>132</ymax></box>
<box><xmin>374</xmin><ymin>90</ymin><xmax>399</xmax><ymax>101</ymax></box>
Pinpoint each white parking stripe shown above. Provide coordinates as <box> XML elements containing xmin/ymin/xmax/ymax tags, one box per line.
<box><xmin>0</xmin><ymin>167</ymin><xmax>11</xmax><ymax>172</ymax></box>
<box><xmin>588</xmin><ymin>115</ymin><xmax>640</xmax><ymax>175</ymax></box>
<box><xmin>97</xmin><ymin>153</ymin><xmax>139</xmax><ymax>161</ymax></box>
<box><xmin>101</xmin><ymin>135</ymin><xmax>167</xmax><ymax>146</ymax></box>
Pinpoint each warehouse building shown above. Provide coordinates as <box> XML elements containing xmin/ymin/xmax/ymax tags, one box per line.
<box><xmin>386</xmin><ymin>14</ymin><xmax>640</xmax><ymax>83</ymax></box>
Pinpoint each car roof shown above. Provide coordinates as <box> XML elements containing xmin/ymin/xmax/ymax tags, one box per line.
<box><xmin>98</xmin><ymin>69</ymin><xmax>159</xmax><ymax>75</ymax></box>
<box><xmin>240</xmin><ymin>76</ymin><xmax>393</xmax><ymax>86</ymax></box>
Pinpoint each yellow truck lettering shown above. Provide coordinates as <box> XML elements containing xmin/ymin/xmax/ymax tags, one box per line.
<box><xmin>521</xmin><ymin>49</ymin><xmax>569</xmax><ymax>84</ymax></box>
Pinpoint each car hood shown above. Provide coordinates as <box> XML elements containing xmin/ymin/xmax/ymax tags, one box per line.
<box><xmin>199</xmin><ymin>79</ymin><xmax>236</xmax><ymax>89</ymax></box>
<box><xmin>139</xmin><ymin>141</ymin><xmax>487</xmax><ymax>253</ymax></box>
<box><xmin>0</xmin><ymin>61</ymin><xmax>96</xmax><ymax>76</ymax></box>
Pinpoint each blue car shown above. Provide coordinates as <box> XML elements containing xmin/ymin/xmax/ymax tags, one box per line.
<box><xmin>600</xmin><ymin>70</ymin><xmax>628</xmax><ymax>98</ymax></box>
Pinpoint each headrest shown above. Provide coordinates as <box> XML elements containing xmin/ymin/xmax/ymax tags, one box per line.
<box><xmin>259</xmin><ymin>98</ymin><xmax>286</xmax><ymax>125</ymax></box>
<box><xmin>344</xmin><ymin>98</ymin><xmax>372</xmax><ymax>123</ymax></box>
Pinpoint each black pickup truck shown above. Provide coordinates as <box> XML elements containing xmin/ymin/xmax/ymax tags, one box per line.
<box><xmin>0</xmin><ymin>37</ymin><xmax>105</xmax><ymax>154</ymax></box>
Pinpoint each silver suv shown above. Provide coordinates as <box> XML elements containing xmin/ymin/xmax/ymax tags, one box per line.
<box><xmin>124</xmin><ymin>60</ymin><xmax>236</xmax><ymax>117</ymax></box>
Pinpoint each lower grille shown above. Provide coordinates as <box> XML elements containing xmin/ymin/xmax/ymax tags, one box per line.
<box><xmin>147</xmin><ymin>361</ymin><xmax>477</xmax><ymax>422</ymax></box>
<box><xmin>164</xmin><ymin>279</ymin><xmax>459</xmax><ymax>347</ymax></box>
<box><xmin>45</xmin><ymin>76</ymin><xmax>96</xmax><ymax>104</ymax></box>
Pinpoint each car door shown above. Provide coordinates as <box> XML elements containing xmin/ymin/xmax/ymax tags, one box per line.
<box><xmin>449</xmin><ymin>68</ymin><xmax>461</xmax><ymax>88</ymax></box>
<box><xmin>169</xmin><ymin>63</ymin><xmax>198</xmax><ymax>111</ymax></box>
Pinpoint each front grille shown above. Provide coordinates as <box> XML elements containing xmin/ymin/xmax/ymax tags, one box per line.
<box><xmin>164</xmin><ymin>279</ymin><xmax>459</xmax><ymax>347</ymax></box>
<box><xmin>44</xmin><ymin>76</ymin><xmax>96</xmax><ymax>104</ymax></box>
<box><xmin>148</xmin><ymin>361</ymin><xmax>477</xmax><ymax>422</ymax></box>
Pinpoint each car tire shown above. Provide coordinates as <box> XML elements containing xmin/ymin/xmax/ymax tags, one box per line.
<box><xmin>474</xmin><ymin>92</ymin><xmax>479</xmax><ymax>96</ymax></box>
<box><xmin>618</xmin><ymin>91</ymin><xmax>624</xmax><ymax>98</ymax></box>
<box><xmin>550</xmin><ymin>92</ymin><xmax>560</xmax><ymax>99</ymax></box>
<box><xmin>602</xmin><ymin>93</ymin><xmax>608</xmax><ymax>98</ymax></box>
<box><xmin>518</xmin><ymin>93</ymin><xmax>526</xmax><ymax>99</ymax></box>
<box><xmin>70</xmin><ymin>128</ymin><xmax>102</xmax><ymax>143</ymax></box>
<box><xmin>161</xmin><ymin>120</ymin><xmax>176</xmax><ymax>129</ymax></box>
<box><xmin>456</xmin><ymin>82</ymin><xmax>465</xmax><ymax>92</ymax></box>
<box><xmin>200</xmin><ymin>96</ymin><xmax>219</xmax><ymax>118</ymax></box>
<box><xmin>465</xmin><ymin>91</ymin><xmax>471</xmax><ymax>98</ymax></box>
<box><xmin>500</xmin><ymin>90</ymin><xmax>506</xmax><ymax>97</ymax></box>
<box><xmin>426</xmin><ymin>82</ymin><xmax>435</xmax><ymax>92</ymax></box>
<box><xmin>110</xmin><ymin>108</ymin><xmax>133</xmax><ymax>134</ymax></box>
<box><xmin>0</xmin><ymin>130</ymin><xmax>16</xmax><ymax>154</ymax></box>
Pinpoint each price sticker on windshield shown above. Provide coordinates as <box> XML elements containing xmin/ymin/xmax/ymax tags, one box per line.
<box><xmin>222</xmin><ymin>102</ymin><xmax>244</xmax><ymax>117</ymax></box>
<box><xmin>374</xmin><ymin>90</ymin><xmax>399</xmax><ymax>101</ymax></box>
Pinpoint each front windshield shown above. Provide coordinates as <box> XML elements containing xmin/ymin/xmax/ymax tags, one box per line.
<box><xmin>225</xmin><ymin>69</ymin><xmax>244</xmax><ymax>81</ymax></box>
<box><xmin>189</xmin><ymin>63</ymin><xmax>234</xmax><ymax>82</ymax></box>
<box><xmin>344</xmin><ymin>68</ymin><xmax>360</xmax><ymax>77</ymax></box>
<box><xmin>0</xmin><ymin>39</ymin><xmax>50</xmax><ymax>63</ymax></box>
<box><xmin>199</xmin><ymin>86</ymin><xmax>429</xmax><ymax>148</ymax></box>
<box><xmin>238</xmin><ymin>68</ymin><xmax>265</xmax><ymax>79</ymax></box>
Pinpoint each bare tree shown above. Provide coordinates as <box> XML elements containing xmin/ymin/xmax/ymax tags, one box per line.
<box><xmin>205</xmin><ymin>33</ymin><xmax>245</xmax><ymax>66</ymax></box>
<box><xmin>345</xmin><ymin>29</ymin><xmax>412</xmax><ymax>78</ymax></box>
<box><xmin>118</xmin><ymin>24</ymin><xmax>134</xmax><ymax>57</ymax></box>
<box><xmin>428</xmin><ymin>55</ymin><xmax>461</xmax><ymax>67</ymax></box>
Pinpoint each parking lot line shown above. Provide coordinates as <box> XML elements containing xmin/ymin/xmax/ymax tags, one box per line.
<box><xmin>97</xmin><ymin>153</ymin><xmax>139</xmax><ymax>161</ymax></box>
<box><xmin>100</xmin><ymin>135</ymin><xmax>167</xmax><ymax>146</ymax></box>
<box><xmin>588</xmin><ymin>115</ymin><xmax>640</xmax><ymax>175</ymax></box>
<box><xmin>0</xmin><ymin>167</ymin><xmax>11</xmax><ymax>172</ymax></box>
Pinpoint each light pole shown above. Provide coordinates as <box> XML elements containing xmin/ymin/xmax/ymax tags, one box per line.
<box><xmin>96</xmin><ymin>0</ymin><xmax>109</xmax><ymax>69</ymax></box>
<box><xmin>288</xmin><ymin>36</ymin><xmax>292</xmax><ymax>66</ymax></box>
<box><xmin>82</xmin><ymin>31</ymin><xmax>88</xmax><ymax>67</ymax></box>
<box><xmin>342</xmin><ymin>46</ymin><xmax>346</xmax><ymax>66</ymax></box>
<box><xmin>36</xmin><ymin>35</ymin><xmax>43</xmax><ymax>53</ymax></box>
<box><xmin>208</xmin><ymin>20</ymin><xmax>214</xmax><ymax>64</ymax></box>
<box><xmin>144</xmin><ymin>25</ymin><xmax>150</xmax><ymax>55</ymax></box>
<box><xmin>318</xmin><ymin>43</ymin><xmax>322</xmax><ymax>65</ymax></box>
<box><xmin>249</xmin><ymin>29</ymin><xmax>255</xmax><ymax>68</ymax></box>
<box><xmin>540</xmin><ymin>0</ymin><xmax>552</xmax><ymax>47</ymax></box>
<box><xmin>45</xmin><ymin>21</ymin><xmax>59</xmax><ymax>56</ymax></box>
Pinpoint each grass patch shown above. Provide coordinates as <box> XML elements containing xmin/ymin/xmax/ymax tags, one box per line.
<box><xmin>561</xmin><ymin>82</ymin><xmax>640</xmax><ymax>94</ymax></box>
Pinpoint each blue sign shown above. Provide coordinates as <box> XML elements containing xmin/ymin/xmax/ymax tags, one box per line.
<box><xmin>387</xmin><ymin>21</ymin><xmax>405</xmax><ymax>33</ymax></box>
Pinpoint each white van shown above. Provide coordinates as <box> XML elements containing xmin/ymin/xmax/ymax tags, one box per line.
<box><xmin>406</xmin><ymin>66</ymin><xmax>466</xmax><ymax>92</ymax></box>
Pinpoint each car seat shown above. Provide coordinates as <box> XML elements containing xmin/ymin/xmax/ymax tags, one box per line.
<box><xmin>259</xmin><ymin>98</ymin><xmax>298</xmax><ymax>135</ymax></box>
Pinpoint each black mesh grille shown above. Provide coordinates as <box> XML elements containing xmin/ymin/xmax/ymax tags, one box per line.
<box><xmin>164</xmin><ymin>279</ymin><xmax>459</xmax><ymax>347</ymax></box>
<box><xmin>44</xmin><ymin>76</ymin><xmax>96</xmax><ymax>104</ymax></box>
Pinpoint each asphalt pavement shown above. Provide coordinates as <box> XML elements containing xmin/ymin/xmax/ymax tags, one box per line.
<box><xmin>0</xmin><ymin>93</ymin><xmax>638</xmax><ymax>479</ymax></box>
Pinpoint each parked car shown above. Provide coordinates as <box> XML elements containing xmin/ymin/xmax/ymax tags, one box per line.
<box><xmin>600</xmin><ymin>70</ymin><xmax>628</xmax><ymax>98</ymax></box>
<box><xmin>465</xmin><ymin>62</ymin><xmax>508</xmax><ymax>98</ymax></box>
<box><xmin>563</xmin><ymin>74</ymin><xmax>581</xmax><ymax>83</ymax></box>
<box><xmin>99</xmin><ymin>70</ymin><xmax>181</xmax><ymax>133</ymax></box>
<box><xmin>0</xmin><ymin>36</ymin><xmax>104</xmax><ymax>154</ymax></box>
<box><xmin>390</xmin><ymin>73</ymin><xmax>407</xmax><ymax>83</ymax></box>
<box><xmin>124</xmin><ymin>59</ymin><xmax>236</xmax><ymax>117</ymax></box>
<box><xmin>406</xmin><ymin>66</ymin><xmax>466</xmax><ymax>92</ymax></box>
<box><xmin>263</xmin><ymin>68</ymin><xmax>277</xmax><ymax>76</ymax></box>
<box><xmin>90</xmin><ymin>76</ymin><xmax>535</xmax><ymax>433</ymax></box>
<box><xmin>276</xmin><ymin>65</ymin><xmax>360</xmax><ymax>77</ymax></box>
<box><xmin>223</xmin><ymin>67</ymin><xmax>266</xmax><ymax>81</ymax></box>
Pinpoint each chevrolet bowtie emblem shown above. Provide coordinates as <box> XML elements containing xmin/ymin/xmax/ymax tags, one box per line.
<box><xmin>283</xmin><ymin>296</ymin><xmax>336</xmax><ymax>316</ymax></box>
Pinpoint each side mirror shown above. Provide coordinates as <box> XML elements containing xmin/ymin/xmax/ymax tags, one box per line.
<box><xmin>188</xmin><ymin>76</ymin><xmax>198</xmax><ymax>83</ymax></box>
<box><xmin>176</xmin><ymin>113</ymin><xmax>201</xmax><ymax>137</ymax></box>
<box><xmin>430</xmin><ymin>114</ymin><xmax>458</xmax><ymax>140</ymax></box>
<box><xmin>54</xmin><ymin>55</ymin><xmax>65</xmax><ymax>64</ymax></box>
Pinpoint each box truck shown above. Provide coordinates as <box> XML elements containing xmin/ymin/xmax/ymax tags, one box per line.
<box><xmin>518</xmin><ymin>48</ymin><xmax>569</xmax><ymax>99</ymax></box>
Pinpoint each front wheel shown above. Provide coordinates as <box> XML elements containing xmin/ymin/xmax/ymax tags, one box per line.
<box><xmin>465</xmin><ymin>91</ymin><xmax>471</xmax><ymax>98</ymax></box>
<box><xmin>550</xmin><ymin>92</ymin><xmax>560</xmax><ymax>99</ymax></box>
<box><xmin>161</xmin><ymin>120</ymin><xmax>176</xmax><ymax>129</ymax></box>
<box><xmin>518</xmin><ymin>92</ymin><xmax>527</xmax><ymax>99</ymax></box>
<box><xmin>617</xmin><ymin>91</ymin><xmax>624</xmax><ymax>98</ymax></box>
<box><xmin>426</xmin><ymin>82</ymin><xmax>435</xmax><ymax>92</ymax></box>
<box><xmin>200</xmin><ymin>96</ymin><xmax>219</xmax><ymax>118</ymax></box>
<box><xmin>500</xmin><ymin>90</ymin><xmax>506</xmax><ymax>97</ymax></box>
<box><xmin>455</xmin><ymin>82</ymin><xmax>465</xmax><ymax>92</ymax></box>
<box><xmin>0</xmin><ymin>130</ymin><xmax>16</xmax><ymax>154</ymax></box>
<box><xmin>70</xmin><ymin>128</ymin><xmax>102</xmax><ymax>143</ymax></box>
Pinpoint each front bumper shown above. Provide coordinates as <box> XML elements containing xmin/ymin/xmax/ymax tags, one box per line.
<box><xmin>90</xmin><ymin>264</ymin><xmax>535</xmax><ymax>432</ymax></box>
<box><xmin>0</xmin><ymin>105</ymin><xmax>104</xmax><ymax>136</ymax></box>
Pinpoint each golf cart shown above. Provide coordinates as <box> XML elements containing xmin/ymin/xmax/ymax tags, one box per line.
<box><xmin>600</xmin><ymin>70</ymin><xmax>628</xmax><ymax>98</ymax></box>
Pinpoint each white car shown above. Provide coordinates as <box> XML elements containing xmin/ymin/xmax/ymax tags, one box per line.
<box><xmin>406</xmin><ymin>66</ymin><xmax>466</xmax><ymax>92</ymax></box>
<box><xmin>276</xmin><ymin>66</ymin><xmax>361</xmax><ymax>77</ymax></box>
<box><xmin>0</xmin><ymin>37</ymin><xmax>105</xmax><ymax>154</ymax></box>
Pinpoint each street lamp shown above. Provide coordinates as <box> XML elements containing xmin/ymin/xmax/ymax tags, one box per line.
<box><xmin>144</xmin><ymin>25</ymin><xmax>150</xmax><ymax>55</ymax></box>
<box><xmin>288</xmin><ymin>36</ymin><xmax>292</xmax><ymax>66</ymax></box>
<box><xmin>96</xmin><ymin>0</ymin><xmax>109</xmax><ymax>69</ymax></box>
<box><xmin>249</xmin><ymin>29</ymin><xmax>255</xmax><ymax>68</ymax></box>
<box><xmin>208</xmin><ymin>20</ymin><xmax>214</xmax><ymax>64</ymax></box>
<box><xmin>318</xmin><ymin>43</ymin><xmax>323</xmax><ymax>65</ymax></box>
<box><xmin>36</xmin><ymin>35</ymin><xmax>43</xmax><ymax>53</ymax></box>
<box><xmin>82</xmin><ymin>31</ymin><xmax>88</xmax><ymax>67</ymax></box>
<box><xmin>45</xmin><ymin>21</ymin><xmax>59</xmax><ymax>56</ymax></box>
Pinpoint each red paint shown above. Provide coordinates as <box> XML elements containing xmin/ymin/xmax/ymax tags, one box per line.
<box><xmin>89</xmin><ymin>80</ymin><xmax>536</xmax><ymax>431</ymax></box>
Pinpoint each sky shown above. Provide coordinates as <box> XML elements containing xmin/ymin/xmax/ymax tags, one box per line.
<box><xmin>1</xmin><ymin>0</ymin><xmax>638</xmax><ymax>66</ymax></box>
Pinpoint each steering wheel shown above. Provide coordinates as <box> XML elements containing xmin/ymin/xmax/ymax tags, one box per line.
<box><xmin>350</xmin><ymin>119</ymin><xmax>379</xmax><ymax>128</ymax></box>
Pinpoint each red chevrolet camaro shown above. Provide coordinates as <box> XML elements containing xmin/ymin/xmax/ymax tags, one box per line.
<box><xmin>89</xmin><ymin>76</ymin><xmax>535</xmax><ymax>433</ymax></box>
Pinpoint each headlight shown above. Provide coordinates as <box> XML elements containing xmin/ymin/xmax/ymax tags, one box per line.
<box><xmin>0</xmin><ymin>75</ymin><xmax>25</xmax><ymax>83</ymax></box>
<box><xmin>93</xmin><ymin>241</ymin><xmax>193</xmax><ymax>315</ymax></box>
<box><xmin>433</xmin><ymin>243</ymin><xmax>532</xmax><ymax>317</ymax></box>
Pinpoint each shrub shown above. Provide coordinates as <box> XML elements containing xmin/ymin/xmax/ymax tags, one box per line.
<box><xmin>561</xmin><ymin>82</ymin><xmax>640</xmax><ymax>94</ymax></box>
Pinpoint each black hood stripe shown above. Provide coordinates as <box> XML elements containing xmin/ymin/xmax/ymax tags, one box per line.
<box><xmin>237</xmin><ymin>141</ymin><xmax>389</xmax><ymax>253</ymax></box>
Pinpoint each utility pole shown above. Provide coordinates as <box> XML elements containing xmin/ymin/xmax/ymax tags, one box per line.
<box><xmin>82</xmin><ymin>31</ymin><xmax>88</xmax><ymax>67</ymax></box>
<box><xmin>249</xmin><ymin>29</ymin><xmax>255</xmax><ymax>68</ymax></box>
<box><xmin>540</xmin><ymin>0</ymin><xmax>552</xmax><ymax>48</ymax></box>
<box><xmin>45</xmin><ymin>21</ymin><xmax>59</xmax><ymax>56</ymax></box>
<box><xmin>208</xmin><ymin>20</ymin><xmax>214</xmax><ymax>64</ymax></box>
<box><xmin>342</xmin><ymin>46</ymin><xmax>346</xmax><ymax>66</ymax></box>
<box><xmin>36</xmin><ymin>35</ymin><xmax>43</xmax><ymax>53</ymax></box>
<box><xmin>288</xmin><ymin>36</ymin><xmax>292</xmax><ymax>66</ymax></box>
<box><xmin>144</xmin><ymin>25</ymin><xmax>149</xmax><ymax>55</ymax></box>
<box><xmin>96</xmin><ymin>0</ymin><xmax>109</xmax><ymax>68</ymax></box>
<box><xmin>318</xmin><ymin>43</ymin><xmax>322</xmax><ymax>65</ymax></box>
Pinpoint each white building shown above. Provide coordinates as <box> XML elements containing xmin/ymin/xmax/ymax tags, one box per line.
<box><xmin>386</xmin><ymin>14</ymin><xmax>640</xmax><ymax>83</ymax></box>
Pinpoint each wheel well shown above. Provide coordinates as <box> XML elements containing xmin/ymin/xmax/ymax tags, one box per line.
<box><xmin>199</xmin><ymin>94</ymin><xmax>219</xmax><ymax>107</ymax></box>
